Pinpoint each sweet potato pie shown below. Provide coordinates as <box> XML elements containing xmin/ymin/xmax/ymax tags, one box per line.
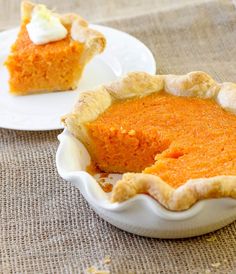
<box><xmin>5</xmin><ymin>1</ymin><xmax>106</xmax><ymax>95</ymax></box>
<box><xmin>62</xmin><ymin>71</ymin><xmax>236</xmax><ymax>211</ymax></box>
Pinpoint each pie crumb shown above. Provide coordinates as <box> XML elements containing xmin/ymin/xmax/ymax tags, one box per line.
<box><xmin>86</xmin><ymin>266</ymin><xmax>110</xmax><ymax>274</ymax></box>
<box><xmin>121</xmin><ymin>129</ymin><xmax>127</xmax><ymax>134</ymax></box>
<box><xmin>98</xmin><ymin>180</ymin><xmax>113</xmax><ymax>193</ymax></box>
<box><xmin>205</xmin><ymin>269</ymin><xmax>211</xmax><ymax>274</ymax></box>
<box><xmin>99</xmin><ymin>173</ymin><xmax>109</xmax><ymax>178</ymax></box>
<box><xmin>206</xmin><ymin>236</ymin><xmax>217</xmax><ymax>242</ymax></box>
<box><xmin>211</xmin><ymin>262</ymin><xmax>221</xmax><ymax>268</ymax></box>
<box><xmin>103</xmin><ymin>255</ymin><xmax>111</xmax><ymax>264</ymax></box>
<box><xmin>128</xmin><ymin>129</ymin><xmax>136</xmax><ymax>136</ymax></box>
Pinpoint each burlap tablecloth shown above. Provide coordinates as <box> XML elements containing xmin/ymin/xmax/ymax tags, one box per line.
<box><xmin>1</xmin><ymin>0</ymin><xmax>236</xmax><ymax>273</ymax></box>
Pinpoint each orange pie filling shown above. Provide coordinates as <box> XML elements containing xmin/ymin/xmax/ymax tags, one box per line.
<box><xmin>6</xmin><ymin>21</ymin><xmax>85</xmax><ymax>95</ymax></box>
<box><xmin>86</xmin><ymin>92</ymin><xmax>236</xmax><ymax>189</ymax></box>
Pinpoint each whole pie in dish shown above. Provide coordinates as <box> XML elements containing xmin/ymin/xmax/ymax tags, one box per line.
<box><xmin>5</xmin><ymin>1</ymin><xmax>106</xmax><ymax>95</ymax></box>
<box><xmin>62</xmin><ymin>71</ymin><xmax>236</xmax><ymax>211</ymax></box>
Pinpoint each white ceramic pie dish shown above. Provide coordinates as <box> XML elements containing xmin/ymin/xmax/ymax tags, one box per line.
<box><xmin>56</xmin><ymin>129</ymin><xmax>236</xmax><ymax>238</ymax></box>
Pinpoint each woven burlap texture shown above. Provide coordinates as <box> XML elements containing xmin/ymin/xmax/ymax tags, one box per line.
<box><xmin>1</xmin><ymin>0</ymin><xmax>236</xmax><ymax>273</ymax></box>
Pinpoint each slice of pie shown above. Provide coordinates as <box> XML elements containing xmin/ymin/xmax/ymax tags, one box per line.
<box><xmin>5</xmin><ymin>1</ymin><xmax>106</xmax><ymax>95</ymax></box>
<box><xmin>62</xmin><ymin>71</ymin><xmax>236</xmax><ymax>211</ymax></box>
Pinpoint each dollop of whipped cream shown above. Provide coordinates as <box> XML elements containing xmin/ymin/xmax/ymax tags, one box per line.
<box><xmin>26</xmin><ymin>5</ymin><xmax>68</xmax><ymax>45</ymax></box>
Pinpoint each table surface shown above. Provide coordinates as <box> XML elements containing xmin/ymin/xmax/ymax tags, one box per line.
<box><xmin>0</xmin><ymin>0</ymin><xmax>204</xmax><ymax>30</ymax></box>
<box><xmin>1</xmin><ymin>0</ymin><xmax>236</xmax><ymax>273</ymax></box>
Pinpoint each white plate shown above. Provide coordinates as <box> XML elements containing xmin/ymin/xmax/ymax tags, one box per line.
<box><xmin>56</xmin><ymin>129</ymin><xmax>236</xmax><ymax>239</ymax></box>
<box><xmin>0</xmin><ymin>25</ymin><xmax>156</xmax><ymax>131</ymax></box>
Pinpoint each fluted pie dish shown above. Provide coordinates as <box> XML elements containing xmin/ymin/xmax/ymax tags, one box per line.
<box><xmin>57</xmin><ymin>71</ymin><xmax>236</xmax><ymax>237</ymax></box>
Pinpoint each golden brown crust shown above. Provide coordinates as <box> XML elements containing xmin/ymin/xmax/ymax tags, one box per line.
<box><xmin>105</xmin><ymin>73</ymin><xmax>164</xmax><ymax>99</ymax></box>
<box><xmin>21</xmin><ymin>1</ymin><xmax>35</xmax><ymax>21</ymax></box>
<box><xmin>61</xmin><ymin>87</ymin><xmax>113</xmax><ymax>156</ymax></box>
<box><xmin>164</xmin><ymin>71</ymin><xmax>220</xmax><ymax>98</ymax></box>
<box><xmin>62</xmin><ymin>71</ymin><xmax>236</xmax><ymax>211</ymax></box>
<box><xmin>111</xmin><ymin>173</ymin><xmax>236</xmax><ymax>211</ymax></box>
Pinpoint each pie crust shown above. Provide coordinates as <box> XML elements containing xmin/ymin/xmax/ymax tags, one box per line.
<box><xmin>62</xmin><ymin>71</ymin><xmax>236</xmax><ymax>211</ymax></box>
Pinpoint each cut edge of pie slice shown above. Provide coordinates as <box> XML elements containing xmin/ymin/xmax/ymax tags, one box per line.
<box><xmin>61</xmin><ymin>71</ymin><xmax>236</xmax><ymax>211</ymax></box>
<box><xmin>5</xmin><ymin>1</ymin><xmax>106</xmax><ymax>95</ymax></box>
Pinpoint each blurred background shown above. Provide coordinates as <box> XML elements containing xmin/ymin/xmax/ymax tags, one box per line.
<box><xmin>0</xmin><ymin>0</ymin><xmax>203</xmax><ymax>30</ymax></box>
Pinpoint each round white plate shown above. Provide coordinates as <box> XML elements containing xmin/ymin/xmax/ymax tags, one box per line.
<box><xmin>56</xmin><ymin>129</ymin><xmax>236</xmax><ymax>239</ymax></box>
<box><xmin>0</xmin><ymin>24</ymin><xmax>156</xmax><ymax>131</ymax></box>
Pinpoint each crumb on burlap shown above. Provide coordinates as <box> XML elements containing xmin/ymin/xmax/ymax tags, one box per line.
<box><xmin>86</xmin><ymin>266</ymin><xmax>110</xmax><ymax>274</ymax></box>
<box><xmin>103</xmin><ymin>255</ymin><xmax>111</xmax><ymax>264</ymax></box>
<box><xmin>206</xmin><ymin>236</ymin><xmax>217</xmax><ymax>242</ymax></box>
<box><xmin>211</xmin><ymin>262</ymin><xmax>221</xmax><ymax>268</ymax></box>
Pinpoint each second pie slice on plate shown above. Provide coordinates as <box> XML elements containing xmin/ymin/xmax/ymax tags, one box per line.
<box><xmin>5</xmin><ymin>1</ymin><xmax>106</xmax><ymax>95</ymax></box>
<box><xmin>62</xmin><ymin>71</ymin><xmax>236</xmax><ymax>211</ymax></box>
